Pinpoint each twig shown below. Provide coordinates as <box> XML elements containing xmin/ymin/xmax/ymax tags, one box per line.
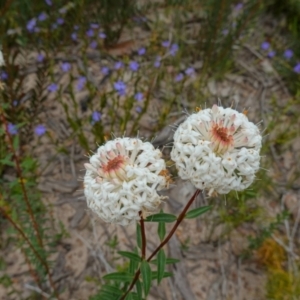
<box><xmin>120</xmin><ymin>189</ymin><xmax>201</xmax><ymax>299</ymax></box>
<box><xmin>139</xmin><ymin>211</ymin><xmax>146</xmax><ymax>259</ymax></box>
<box><xmin>24</xmin><ymin>284</ymin><xmax>50</xmax><ymax>299</ymax></box>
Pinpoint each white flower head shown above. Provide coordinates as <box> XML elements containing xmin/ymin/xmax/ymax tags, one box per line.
<box><xmin>0</xmin><ymin>50</ymin><xmax>4</xmax><ymax>66</ymax></box>
<box><xmin>171</xmin><ymin>105</ymin><xmax>262</xmax><ymax>195</ymax></box>
<box><xmin>84</xmin><ymin>137</ymin><xmax>170</xmax><ymax>226</ymax></box>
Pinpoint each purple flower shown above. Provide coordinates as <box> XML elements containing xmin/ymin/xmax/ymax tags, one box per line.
<box><xmin>61</xmin><ymin>62</ymin><xmax>71</xmax><ymax>72</ymax></box>
<box><xmin>175</xmin><ymin>73</ymin><xmax>184</xmax><ymax>82</ymax></box>
<box><xmin>284</xmin><ymin>49</ymin><xmax>293</xmax><ymax>59</ymax></box>
<box><xmin>74</xmin><ymin>25</ymin><xmax>79</xmax><ymax>30</ymax></box>
<box><xmin>261</xmin><ymin>41</ymin><xmax>270</xmax><ymax>50</ymax></box>
<box><xmin>170</xmin><ymin>43</ymin><xmax>179</xmax><ymax>56</ymax></box>
<box><xmin>77</xmin><ymin>76</ymin><xmax>86</xmax><ymax>91</ymax></box>
<box><xmin>136</xmin><ymin>106</ymin><xmax>142</xmax><ymax>113</ymax></box>
<box><xmin>185</xmin><ymin>67</ymin><xmax>195</xmax><ymax>76</ymax></box>
<box><xmin>101</xmin><ymin>67</ymin><xmax>110</xmax><ymax>75</ymax></box>
<box><xmin>56</xmin><ymin>18</ymin><xmax>64</xmax><ymax>25</ymax></box>
<box><xmin>34</xmin><ymin>124</ymin><xmax>46</xmax><ymax>136</ymax></box>
<box><xmin>154</xmin><ymin>56</ymin><xmax>161</xmax><ymax>68</ymax></box>
<box><xmin>1</xmin><ymin>71</ymin><xmax>8</xmax><ymax>80</ymax></box>
<box><xmin>8</xmin><ymin>123</ymin><xmax>18</xmax><ymax>135</ymax></box>
<box><xmin>90</xmin><ymin>23</ymin><xmax>99</xmax><ymax>29</ymax></box>
<box><xmin>99</xmin><ymin>32</ymin><xmax>106</xmax><ymax>39</ymax></box>
<box><xmin>86</xmin><ymin>29</ymin><xmax>94</xmax><ymax>37</ymax></box>
<box><xmin>48</xmin><ymin>83</ymin><xmax>58</xmax><ymax>92</ymax></box>
<box><xmin>71</xmin><ymin>32</ymin><xmax>77</xmax><ymax>41</ymax></box>
<box><xmin>129</xmin><ymin>61</ymin><xmax>139</xmax><ymax>71</ymax></box>
<box><xmin>114</xmin><ymin>80</ymin><xmax>127</xmax><ymax>96</ymax></box>
<box><xmin>235</xmin><ymin>3</ymin><xmax>243</xmax><ymax>10</ymax></box>
<box><xmin>38</xmin><ymin>12</ymin><xmax>47</xmax><ymax>21</ymax></box>
<box><xmin>13</xmin><ymin>100</ymin><xmax>18</xmax><ymax>106</ymax></box>
<box><xmin>92</xmin><ymin>111</ymin><xmax>101</xmax><ymax>122</ymax></box>
<box><xmin>37</xmin><ymin>54</ymin><xmax>45</xmax><ymax>62</ymax></box>
<box><xmin>134</xmin><ymin>92</ymin><xmax>143</xmax><ymax>101</ymax></box>
<box><xmin>90</xmin><ymin>41</ymin><xmax>98</xmax><ymax>49</ymax></box>
<box><xmin>222</xmin><ymin>29</ymin><xmax>229</xmax><ymax>36</ymax></box>
<box><xmin>293</xmin><ymin>63</ymin><xmax>300</xmax><ymax>74</ymax></box>
<box><xmin>162</xmin><ymin>40</ymin><xmax>171</xmax><ymax>48</ymax></box>
<box><xmin>138</xmin><ymin>47</ymin><xmax>146</xmax><ymax>55</ymax></box>
<box><xmin>45</xmin><ymin>0</ymin><xmax>52</xmax><ymax>5</ymax></box>
<box><xmin>114</xmin><ymin>61</ymin><xmax>124</xmax><ymax>70</ymax></box>
<box><xmin>268</xmin><ymin>51</ymin><xmax>276</xmax><ymax>58</ymax></box>
<box><xmin>27</xmin><ymin>18</ymin><xmax>37</xmax><ymax>32</ymax></box>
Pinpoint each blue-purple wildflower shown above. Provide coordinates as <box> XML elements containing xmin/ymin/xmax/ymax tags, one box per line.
<box><xmin>56</xmin><ymin>18</ymin><xmax>64</xmax><ymax>25</ymax></box>
<box><xmin>129</xmin><ymin>61</ymin><xmax>139</xmax><ymax>71</ymax></box>
<box><xmin>114</xmin><ymin>61</ymin><xmax>124</xmax><ymax>70</ymax></box>
<box><xmin>175</xmin><ymin>73</ymin><xmax>184</xmax><ymax>82</ymax></box>
<box><xmin>284</xmin><ymin>49</ymin><xmax>293</xmax><ymax>59</ymax></box>
<box><xmin>86</xmin><ymin>29</ymin><xmax>94</xmax><ymax>37</ymax></box>
<box><xmin>1</xmin><ymin>71</ymin><xmax>8</xmax><ymax>80</ymax></box>
<box><xmin>114</xmin><ymin>80</ymin><xmax>127</xmax><ymax>96</ymax></box>
<box><xmin>99</xmin><ymin>32</ymin><xmax>106</xmax><ymax>39</ymax></box>
<box><xmin>101</xmin><ymin>67</ymin><xmax>110</xmax><ymax>75</ymax></box>
<box><xmin>134</xmin><ymin>92</ymin><xmax>143</xmax><ymax>102</ymax></box>
<box><xmin>71</xmin><ymin>33</ymin><xmax>77</xmax><ymax>41</ymax></box>
<box><xmin>154</xmin><ymin>56</ymin><xmax>161</xmax><ymax>68</ymax></box>
<box><xmin>45</xmin><ymin>0</ymin><xmax>52</xmax><ymax>5</ymax></box>
<box><xmin>8</xmin><ymin>123</ymin><xmax>18</xmax><ymax>135</ymax></box>
<box><xmin>34</xmin><ymin>125</ymin><xmax>46</xmax><ymax>136</ymax></box>
<box><xmin>13</xmin><ymin>100</ymin><xmax>18</xmax><ymax>106</ymax></box>
<box><xmin>77</xmin><ymin>76</ymin><xmax>86</xmax><ymax>91</ymax></box>
<box><xmin>37</xmin><ymin>54</ymin><xmax>45</xmax><ymax>63</ymax></box>
<box><xmin>261</xmin><ymin>41</ymin><xmax>270</xmax><ymax>50</ymax></box>
<box><xmin>61</xmin><ymin>62</ymin><xmax>71</xmax><ymax>72</ymax></box>
<box><xmin>268</xmin><ymin>51</ymin><xmax>276</xmax><ymax>58</ymax></box>
<box><xmin>185</xmin><ymin>67</ymin><xmax>195</xmax><ymax>76</ymax></box>
<box><xmin>136</xmin><ymin>106</ymin><xmax>142</xmax><ymax>113</ymax></box>
<box><xmin>27</xmin><ymin>18</ymin><xmax>37</xmax><ymax>32</ymax></box>
<box><xmin>293</xmin><ymin>63</ymin><xmax>300</xmax><ymax>74</ymax></box>
<box><xmin>138</xmin><ymin>47</ymin><xmax>146</xmax><ymax>55</ymax></box>
<box><xmin>170</xmin><ymin>43</ymin><xmax>179</xmax><ymax>56</ymax></box>
<box><xmin>92</xmin><ymin>111</ymin><xmax>102</xmax><ymax>122</ymax></box>
<box><xmin>90</xmin><ymin>23</ymin><xmax>99</xmax><ymax>29</ymax></box>
<box><xmin>38</xmin><ymin>12</ymin><xmax>48</xmax><ymax>21</ymax></box>
<box><xmin>90</xmin><ymin>41</ymin><xmax>98</xmax><ymax>49</ymax></box>
<box><xmin>48</xmin><ymin>83</ymin><xmax>58</xmax><ymax>92</ymax></box>
<box><xmin>162</xmin><ymin>40</ymin><xmax>171</xmax><ymax>48</ymax></box>
<box><xmin>222</xmin><ymin>29</ymin><xmax>229</xmax><ymax>36</ymax></box>
<box><xmin>235</xmin><ymin>3</ymin><xmax>243</xmax><ymax>10</ymax></box>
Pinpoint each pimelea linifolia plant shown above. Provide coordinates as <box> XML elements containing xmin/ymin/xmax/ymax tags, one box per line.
<box><xmin>83</xmin><ymin>104</ymin><xmax>262</xmax><ymax>299</ymax></box>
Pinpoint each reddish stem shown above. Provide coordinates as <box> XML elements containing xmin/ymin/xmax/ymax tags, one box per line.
<box><xmin>120</xmin><ymin>189</ymin><xmax>201</xmax><ymax>299</ymax></box>
<box><xmin>139</xmin><ymin>211</ymin><xmax>146</xmax><ymax>259</ymax></box>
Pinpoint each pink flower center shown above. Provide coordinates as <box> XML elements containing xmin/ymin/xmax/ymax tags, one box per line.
<box><xmin>210</xmin><ymin>123</ymin><xmax>234</xmax><ymax>154</ymax></box>
<box><xmin>102</xmin><ymin>155</ymin><xmax>125</xmax><ymax>173</ymax></box>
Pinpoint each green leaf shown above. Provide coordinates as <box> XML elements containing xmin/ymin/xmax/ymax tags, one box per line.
<box><xmin>150</xmin><ymin>258</ymin><xmax>180</xmax><ymax>265</ymax></box>
<box><xmin>151</xmin><ymin>271</ymin><xmax>173</xmax><ymax>280</ymax></box>
<box><xmin>118</xmin><ymin>251</ymin><xmax>141</xmax><ymax>262</ymax></box>
<box><xmin>145</xmin><ymin>213</ymin><xmax>177</xmax><ymax>223</ymax></box>
<box><xmin>157</xmin><ymin>249</ymin><xmax>166</xmax><ymax>284</ymax></box>
<box><xmin>13</xmin><ymin>135</ymin><xmax>19</xmax><ymax>150</ymax></box>
<box><xmin>158</xmin><ymin>221</ymin><xmax>166</xmax><ymax>241</ymax></box>
<box><xmin>101</xmin><ymin>285</ymin><xmax>122</xmax><ymax>296</ymax></box>
<box><xmin>136</xmin><ymin>223</ymin><xmax>142</xmax><ymax>249</ymax></box>
<box><xmin>185</xmin><ymin>206</ymin><xmax>212</xmax><ymax>219</ymax></box>
<box><xmin>103</xmin><ymin>272</ymin><xmax>133</xmax><ymax>282</ymax></box>
<box><xmin>125</xmin><ymin>292</ymin><xmax>133</xmax><ymax>300</ymax></box>
<box><xmin>140</xmin><ymin>260</ymin><xmax>151</xmax><ymax>296</ymax></box>
<box><xmin>136</xmin><ymin>279</ymin><xmax>142</xmax><ymax>299</ymax></box>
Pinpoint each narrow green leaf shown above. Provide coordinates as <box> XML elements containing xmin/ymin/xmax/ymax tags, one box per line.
<box><xmin>136</xmin><ymin>223</ymin><xmax>142</xmax><ymax>249</ymax></box>
<box><xmin>118</xmin><ymin>251</ymin><xmax>141</xmax><ymax>262</ymax></box>
<box><xmin>150</xmin><ymin>258</ymin><xmax>180</xmax><ymax>265</ymax></box>
<box><xmin>157</xmin><ymin>249</ymin><xmax>166</xmax><ymax>284</ymax></box>
<box><xmin>151</xmin><ymin>271</ymin><xmax>173</xmax><ymax>280</ymax></box>
<box><xmin>125</xmin><ymin>292</ymin><xmax>133</xmax><ymax>300</ymax></box>
<box><xmin>13</xmin><ymin>135</ymin><xmax>19</xmax><ymax>150</ymax></box>
<box><xmin>185</xmin><ymin>206</ymin><xmax>212</xmax><ymax>219</ymax></box>
<box><xmin>97</xmin><ymin>291</ymin><xmax>120</xmax><ymax>300</ymax></box>
<box><xmin>145</xmin><ymin>213</ymin><xmax>177</xmax><ymax>223</ymax></box>
<box><xmin>140</xmin><ymin>260</ymin><xmax>152</xmax><ymax>296</ymax></box>
<box><xmin>136</xmin><ymin>279</ymin><xmax>142</xmax><ymax>299</ymax></box>
<box><xmin>158</xmin><ymin>221</ymin><xmax>166</xmax><ymax>241</ymax></box>
<box><xmin>101</xmin><ymin>285</ymin><xmax>122</xmax><ymax>296</ymax></box>
<box><xmin>103</xmin><ymin>272</ymin><xmax>133</xmax><ymax>282</ymax></box>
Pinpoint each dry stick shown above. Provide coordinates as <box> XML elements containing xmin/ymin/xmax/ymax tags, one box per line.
<box><xmin>120</xmin><ymin>189</ymin><xmax>201</xmax><ymax>299</ymax></box>
<box><xmin>139</xmin><ymin>211</ymin><xmax>146</xmax><ymax>259</ymax></box>
<box><xmin>0</xmin><ymin>207</ymin><xmax>60</xmax><ymax>300</ymax></box>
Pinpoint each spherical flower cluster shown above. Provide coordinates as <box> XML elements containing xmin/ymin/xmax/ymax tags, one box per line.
<box><xmin>84</xmin><ymin>138</ymin><xmax>169</xmax><ymax>225</ymax></box>
<box><xmin>171</xmin><ymin>105</ymin><xmax>262</xmax><ymax>195</ymax></box>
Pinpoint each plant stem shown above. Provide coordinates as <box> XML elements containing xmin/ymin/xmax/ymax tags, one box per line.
<box><xmin>139</xmin><ymin>211</ymin><xmax>146</xmax><ymax>259</ymax></box>
<box><xmin>120</xmin><ymin>189</ymin><xmax>201</xmax><ymax>299</ymax></box>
